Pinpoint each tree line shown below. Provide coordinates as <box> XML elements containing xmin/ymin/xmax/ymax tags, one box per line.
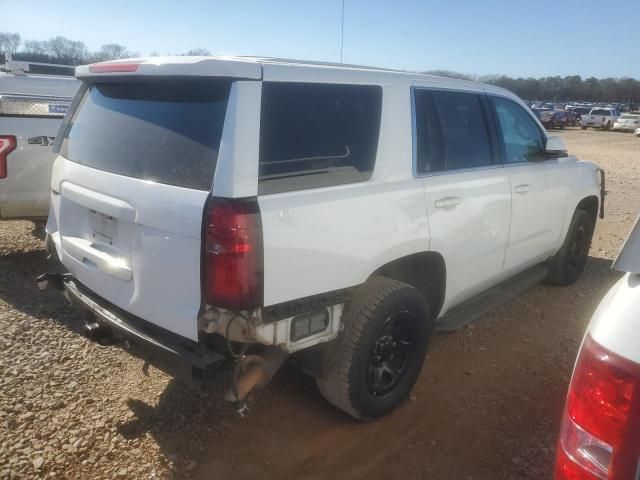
<box><xmin>2</xmin><ymin>32</ymin><xmax>638</xmax><ymax>103</ymax></box>
<box><xmin>0</xmin><ymin>32</ymin><xmax>209</xmax><ymax>65</ymax></box>
<box><xmin>425</xmin><ymin>70</ymin><xmax>640</xmax><ymax>104</ymax></box>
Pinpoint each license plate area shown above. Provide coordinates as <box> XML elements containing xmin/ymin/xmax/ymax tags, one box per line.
<box><xmin>90</xmin><ymin>209</ymin><xmax>117</xmax><ymax>246</ymax></box>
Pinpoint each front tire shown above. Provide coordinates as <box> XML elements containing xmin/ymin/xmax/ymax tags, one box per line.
<box><xmin>316</xmin><ymin>277</ymin><xmax>433</xmax><ymax>420</ymax></box>
<box><xmin>546</xmin><ymin>209</ymin><xmax>595</xmax><ymax>286</ymax></box>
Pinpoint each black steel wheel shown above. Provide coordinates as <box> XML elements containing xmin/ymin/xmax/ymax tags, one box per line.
<box><xmin>546</xmin><ymin>209</ymin><xmax>595</xmax><ymax>286</ymax></box>
<box><xmin>367</xmin><ymin>312</ymin><xmax>417</xmax><ymax>396</ymax></box>
<box><xmin>316</xmin><ymin>276</ymin><xmax>432</xmax><ymax>420</ymax></box>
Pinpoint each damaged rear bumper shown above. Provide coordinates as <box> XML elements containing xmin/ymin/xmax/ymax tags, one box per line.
<box><xmin>38</xmin><ymin>273</ymin><xmax>225</xmax><ymax>387</ymax></box>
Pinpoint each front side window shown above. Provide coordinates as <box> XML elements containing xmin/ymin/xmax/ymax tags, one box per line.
<box><xmin>491</xmin><ymin>96</ymin><xmax>545</xmax><ymax>164</ymax></box>
<box><xmin>258</xmin><ymin>82</ymin><xmax>382</xmax><ymax>195</ymax></box>
<box><xmin>415</xmin><ymin>89</ymin><xmax>494</xmax><ymax>172</ymax></box>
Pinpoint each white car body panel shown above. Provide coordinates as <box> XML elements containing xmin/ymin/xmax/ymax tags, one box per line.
<box><xmin>0</xmin><ymin>73</ymin><xmax>79</xmax><ymax>219</ymax></box>
<box><xmin>502</xmin><ymin>160</ymin><xmax>569</xmax><ymax>273</ymax></box>
<box><xmin>422</xmin><ymin>167</ymin><xmax>510</xmax><ymax>312</ymax></box>
<box><xmin>589</xmin><ymin>273</ymin><xmax>640</xmax><ymax>365</ymax></box>
<box><xmin>587</xmin><ymin>218</ymin><xmax>640</xmax><ymax>364</ymax></box>
<box><xmin>213</xmin><ymin>81</ymin><xmax>261</xmax><ymax>198</ymax></box>
<box><xmin>47</xmin><ymin>56</ymin><xmax>602</xmax><ymax>346</ymax></box>
<box><xmin>0</xmin><ymin>117</ymin><xmax>63</xmax><ymax>218</ymax></box>
<box><xmin>259</xmin><ymin>83</ymin><xmax>428</xmax><ymax>307</ymax></box>
<box><xmin>47</xmin><ymin>158</ymin><xmax>208</xmax><ymax>340</ymax></box>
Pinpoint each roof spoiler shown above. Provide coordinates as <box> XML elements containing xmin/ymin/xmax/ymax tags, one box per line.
<box><xmin>76</xmin><ymin>57</ymin><xmax>262</xmax><ymax>80</ymax></box>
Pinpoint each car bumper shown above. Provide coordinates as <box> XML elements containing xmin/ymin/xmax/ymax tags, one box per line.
<box><xmin>40</xmin><ymin>274</ymin><xmax>225</xmax><ymax>386</ymax></box>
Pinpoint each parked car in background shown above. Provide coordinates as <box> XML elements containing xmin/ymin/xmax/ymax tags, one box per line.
<box><xmin>41</xmin><ymin>56</ymin><xmax>602</xmax><ymax>421</ymax></box>
<box><xmin>555</xmin><ymin>217</ymin><xmax>640</xmax><ymax>480</ymax></box>
<box><xmin>540</xmin><ymin>109</ymin><xmax>568</xmax><ymax>129</ymax></box>
<box><xmin>612</xmin><ymin>114</ymin><xmax>640</xmax><ymax>132</ymax></box>
<box><xmin>581</xmin><ymin>108</ymin><xmax>621</xmax><ymax>130</ymax></box>
<box><xmin>571</xmin><ymin>106</ymin><xmax>592</xmax><ymax>123</ymax></box>
<box><xmin>565</xmin><ymin>110</ymin><xmax>579</xmax><ymax>126</ymax></box>
<box><xmin>635</xmin><ymin>127</ymin><xmax>640</xmax><ymax>137</ymax></box>
<box><xmin>0</xmin><ymin>69</ymin><xmax>79</xmax><ymax>220</ymax></box>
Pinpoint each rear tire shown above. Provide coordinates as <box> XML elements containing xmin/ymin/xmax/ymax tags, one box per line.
<box><xmin>545</xmin><ymin>209</ymin><xmax>595</xmax><ymax>286</ymax></box>
<box><xmin>581</xmin><ymin>126</ymin><xmax>587</xmax><ymax>130</ymax></box>
<box><xmin>316</xmin><ymin>277</ymin><xmax>433</xmax><ymax>420</ymax></box>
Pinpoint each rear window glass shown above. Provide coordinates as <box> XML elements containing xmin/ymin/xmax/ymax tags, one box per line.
<box><xmin>258</xmin><ymin>82</ymin><xmax>382</xmax><ymax>195</ymax></box>
<box><xmin>60</xmin><ymin>79</ymin><xmax>230</xmax><ymax>191</ymax></box>
<box><xmin>590</xmin><ymin>109</ymin><xmax>610</xmax><ymax>115</ymax></box>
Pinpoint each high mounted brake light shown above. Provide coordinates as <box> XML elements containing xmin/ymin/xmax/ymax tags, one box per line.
<box><xmin>203</xmin><ymin>197</ymin><xmax>263</xmax><ymax>311</ymax></box>
<box><xmin>89</xmin><ymin>61</ymin><xmax>141</xmax><ymax>73</ymax></box>
<box><xmin>0</xmin><ymin>136</ymin><xmax>17</xmax><ymax>179</ymax></box>
<box><xmin>555</xmin><ymin>335</ymin><xmax>640</xmax><ymax>480</ymax></box>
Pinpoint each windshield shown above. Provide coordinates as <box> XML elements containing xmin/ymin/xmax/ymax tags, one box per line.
<box><xmin>619</xmin><ymin>115</ymin><xmax>640</xmax><ymax>121</ymax></box>
<box><xmin>60</xmin><ymin>79</ymin><xmax>230</xmax><ymax>191</ymax></box>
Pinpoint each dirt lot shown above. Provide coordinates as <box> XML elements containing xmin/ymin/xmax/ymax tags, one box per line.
<box><xmin>1</xmin><ymin>128</ymin><xmax>639</xmax><ymax>480</ymax></box>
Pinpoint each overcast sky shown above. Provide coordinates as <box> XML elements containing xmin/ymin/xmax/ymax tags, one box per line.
<box><xmin>4</xmin><ymin>0</ymin><xmax>639</xmax><ymax>78</ymax></box>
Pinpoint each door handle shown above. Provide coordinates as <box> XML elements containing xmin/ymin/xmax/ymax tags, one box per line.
<box><xmin>514</xmin><ymin>184</ymin><xmax>532</xmax><ymax>194</ymax></box>
<box><xmin>434</xmin><ymin>196</ymin><xmax>462</xmax><ymax>209</ymax></box>
<box><xmin>62</xmin><ymin>236</ymin><xmax>133</xmax><ymax>281</ymax></box>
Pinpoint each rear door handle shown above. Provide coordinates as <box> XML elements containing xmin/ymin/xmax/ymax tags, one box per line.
<box><xmin>514</xmin><ymin>184</ymin><xmax>532</xmax><ymax>194</ymax></box>
<box><xmin>434</xmin><ymin>196</ymin><xmax>462</xmax><ymax>209</ymax></box>
<box><xmin>62</xmin><ymin>236</ymin><xmax>133</xmax><ymax>281</ymax></box>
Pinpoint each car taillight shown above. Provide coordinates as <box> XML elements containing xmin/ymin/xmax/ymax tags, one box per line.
<box><xmin>203</xmin><ymin>197</ymin><xmax>263</xmax><ymax>311</ymax></box>
<box><xmin>0</xmin><ymin>135</ymin><xmax>17</xmax><ymax>179</ymax></box>
<box><xmin>555</xmin><ymin>335</ymin><xmax>640</xmax><ymax>480</ymax></box>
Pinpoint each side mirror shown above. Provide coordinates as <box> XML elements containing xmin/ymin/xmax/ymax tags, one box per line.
<box><xmin>545</xmin><ymin>136</ymin><xmax>567</xmax><ymax>156</ymax></box>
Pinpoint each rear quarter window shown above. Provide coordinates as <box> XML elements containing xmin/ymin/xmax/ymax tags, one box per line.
<box><xmin>60</xmin><ymin>79</ymin><xmax>230</xmax><ymax>191</ymax></box>
<box><xmin>258</xmin><ymin>82</ymin><xmax>382</xmax><ymax>195</ymax></box>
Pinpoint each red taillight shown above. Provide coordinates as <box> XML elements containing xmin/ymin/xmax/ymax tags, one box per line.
<box><xmin>89</xmin><ymin>61</ymin><xmax>141</xmax><ymax>73</ymax></box>
<box><xmin>555</xmin><ymin>335</ymin><xmax>640</xmax><ymax>480</ymax></box>
<box><xmin>0</xmin><ymin>135</ymin><xmax>17</xmax><ymax>179</ymax></box>
<box><xmin>203</xmin><ymin>197</ymin><xmax>263</xmax><ymax>310</ymax></box>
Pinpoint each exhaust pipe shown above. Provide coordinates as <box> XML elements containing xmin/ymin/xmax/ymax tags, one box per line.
<box><xmin>225</xmin><ymin>346</ymin><xmax>288</xmax><ymax>403</ymax></box>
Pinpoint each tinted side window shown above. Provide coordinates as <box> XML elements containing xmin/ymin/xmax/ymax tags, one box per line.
<box><xmin>415</xmin><ymin>90</ymin><xmax>494</xmax><ymax>172</ymax></box>
<box><xmin>259</xmin><ymin>82</ymin><xmax>382</xmax><ymax>195</ymax></box>
<box><xmin>414</xmin><ymin>90</ymin><xmax>445</xmax><ymax>172</ymax></box>
<box><xmin>491</xmin><ymin>97</ymin><xmax>545</xmax><ymax>164</ymax></box>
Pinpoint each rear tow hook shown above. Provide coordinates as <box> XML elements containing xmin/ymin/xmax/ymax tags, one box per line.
<box><xmin>36</xmin><ymin>272</ymin><xmax>74</xmax><ymax>292</ymax></box>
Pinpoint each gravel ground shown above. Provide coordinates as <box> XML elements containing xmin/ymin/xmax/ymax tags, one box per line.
<box><xmin>1</xmin><ymin>127</ymin><xmax>639</xmax><ymax>480</ymax></box>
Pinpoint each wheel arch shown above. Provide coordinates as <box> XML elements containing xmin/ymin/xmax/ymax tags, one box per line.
<box><xmin>371</xmin><ymin>251</ymin><xmax>446</xmax><ymax>318</ymax></box>
<box><xmin>576</xmin><ymin>195</ymin><xmax>599</xmax><ymax>224</ymax></box>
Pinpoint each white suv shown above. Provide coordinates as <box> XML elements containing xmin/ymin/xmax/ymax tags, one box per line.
<box><xmin>42</xmin><ymin>57</ymin><xmax>603</xmax><ymax>420</ymax></box>
<box><xmin>581</xmin><ymin>107</ymin><xmax>621</xmax><ymax>130</ymax></box>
